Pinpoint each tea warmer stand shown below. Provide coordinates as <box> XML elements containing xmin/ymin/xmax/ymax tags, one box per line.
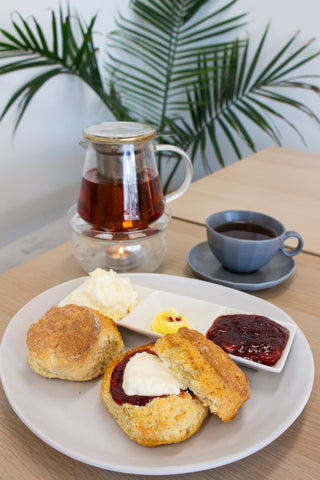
<box><xmin>67</xmin><ymin>204</ymin><xmax>171</xmax><ymax>273</ymax></box>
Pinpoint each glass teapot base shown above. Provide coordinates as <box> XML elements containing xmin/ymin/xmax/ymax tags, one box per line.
<box><xmin>66</xmin><ymin>204</ymin><xmax>171</xmax><ymax>273</ymax></box>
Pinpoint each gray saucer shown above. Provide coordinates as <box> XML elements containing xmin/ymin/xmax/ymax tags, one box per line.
<box><xmin>187</xmin><ymin>242</ymin><xmax>295</xmax><ymax>291</ymax></box>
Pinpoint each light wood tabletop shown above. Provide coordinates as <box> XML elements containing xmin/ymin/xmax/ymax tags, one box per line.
<box><xmin>0</xmin><ymin>147</ymin><xmax>319</xmax><ymax>479</ymax></box>
<box><xmin>171</xmin><ymin>146</ymin><xmax>320</xmax><ymax>256</ymax></box>
<box><xmin>0</xmin><ymin>218</ymin><xmax>319</xmax><ymax>480</ymax></box>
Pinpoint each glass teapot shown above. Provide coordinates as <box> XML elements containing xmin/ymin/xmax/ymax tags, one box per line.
<box><xmin>77</xmin><ymin>121</ymin><xmax>193</xmax><ymax>231</ymax></box>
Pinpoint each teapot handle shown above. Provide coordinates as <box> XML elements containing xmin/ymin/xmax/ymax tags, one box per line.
<box><xmin>154</xmin><ymin>144</ymin><xmax>193</xmax><ymax>203</ymax></box>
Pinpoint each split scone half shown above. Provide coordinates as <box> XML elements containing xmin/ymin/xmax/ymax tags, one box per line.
<box><xmin>101</xmin><ymin>327</ymin><xmax>250</xmax><ymax>447</ymax></box>
<box><xmin>26</xmin><ymin>304</ymin><xmax>124</xmax><ymax>381</ymax></box>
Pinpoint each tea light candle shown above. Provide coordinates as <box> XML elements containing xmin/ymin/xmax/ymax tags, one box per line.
<box><xmin>104</xmin><ymin>244</ymin><xmax>140</xmax><ymax>271</ymax></box>
<box><xmin>108</xmin><ymin>246</ymin><xmax>129</xmax><ymax>259</ymax></box>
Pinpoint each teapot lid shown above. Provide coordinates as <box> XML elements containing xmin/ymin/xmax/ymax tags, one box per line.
<box><xmin>83</xmin><ymin>121</ymin><xmax>157</xmax><ymax>144</ymax></box>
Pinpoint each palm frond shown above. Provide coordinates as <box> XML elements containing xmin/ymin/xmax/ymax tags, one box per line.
<box><xmin>0</xmin><ymin>6</ymin><xmax>129</xmax><ymax>129</ymax></box>
<box><xmin>105</xmin><ymin>0</ymin><xmax>247</xmax><ymax>130</ymax></box>
<box><xmin>0</xmin><ymin>0</ymin><xmax>320</xmax><ymax>195</ymax></box>
<box><xmin>179</xmin><ymin>27</ymin><xmax>320</xmax><ymax>170</ymax></box>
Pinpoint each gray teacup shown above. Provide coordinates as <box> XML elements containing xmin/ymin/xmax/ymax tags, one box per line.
<box><xmin>206</xmin><ymin>210</ymin><xmax>304</xmax><ymax>273</ymax></box>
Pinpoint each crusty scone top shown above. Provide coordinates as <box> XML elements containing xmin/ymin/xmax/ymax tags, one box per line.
<box><xmin>26</xmin><ymin>304</ymin><xmax>101</xmax><ymax>369</ymax></box>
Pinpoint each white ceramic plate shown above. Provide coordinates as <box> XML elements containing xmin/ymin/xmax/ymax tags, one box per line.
<box><xmin>118</xmin><ymin>287</ymin><xmax>296</xmax><ymax>373</ymax></box>
<box><xmin>0</xmin><ymin>274</ymin><xmax>314</xmax><ymax>475</ymax></box>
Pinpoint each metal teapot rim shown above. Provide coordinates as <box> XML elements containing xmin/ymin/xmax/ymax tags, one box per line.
<box><xmin>82</xmin><ymin>121</ymin><xmax>157</xmax><ymax>144</ymax></box>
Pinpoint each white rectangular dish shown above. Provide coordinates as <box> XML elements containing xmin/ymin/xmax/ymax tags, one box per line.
<box><xmin>118</xmin><ymin>286</ymin><xmax>296</xmax><ymax>373</ymax></box>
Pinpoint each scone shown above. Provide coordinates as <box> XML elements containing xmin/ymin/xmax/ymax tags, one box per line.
<box><xmin>26</xmin><ymin>304</ymin><xmax>124</xmax><ymax>381</ymax></box>
<box><xmin>154</xmin><ymin>327</ymin><xmax>250</xmax><ymax>422</ymax></box>
<box><xmin>101</xmin><ymin>345</ymin><xmax>209</xmax><ymax>447</ymax></box>
<box><xmin>101</xmin><ymin>328</ymin><xmax>250</xmax><ymax>447</ymax></box>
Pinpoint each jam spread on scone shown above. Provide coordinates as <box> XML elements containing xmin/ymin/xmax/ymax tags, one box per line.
<box><xmin>110</xmin><ymin>349</ymin><xmax>166</xmax><ymax>406</ymax></box>
<box><xmin>101</xmin><ymin>329</ymin><xmax>250</xmax><ymax>446</ymax></box>
<box><xmin>110</xmin><ymin>348</ymin><xmax>188</xmax><ymax>406</ymax></box>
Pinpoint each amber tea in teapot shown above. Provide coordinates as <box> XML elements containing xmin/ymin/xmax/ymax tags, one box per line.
<box><xmin>78</xmin><ymin>164</ymin><xmax>164</xmax><ymax>231</ymax></box>
<box><xmin>77</xmin><ymin>122</ymin><xmax>193</xmax><ymax>231</ymax></box>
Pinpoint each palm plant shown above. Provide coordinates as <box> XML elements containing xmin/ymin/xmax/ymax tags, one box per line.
<box><xmin>0</xmin><ymin>0</ymin><xmax>319</xmax><ymax>192</ymax></box>
<box><xmin>0</xmin><ymin>4</ymin><xmax>130</xmax><ymax>127</ymax></box>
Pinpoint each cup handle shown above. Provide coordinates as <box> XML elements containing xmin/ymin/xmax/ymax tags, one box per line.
<box><xmin>280</xmin><ymin>231</ymin><xmax>304</xmax><ymax>256</ymax></box>
<box><xmin>154</xmin><ymin>144</ymin><xmax>193</xmax><ymax>203</ymax></box>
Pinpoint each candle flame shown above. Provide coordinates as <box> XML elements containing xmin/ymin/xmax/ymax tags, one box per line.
<box><xmin>119</xmin><ymin>246</ymin><xmax>124</xmax><ymax>256</ymax></box>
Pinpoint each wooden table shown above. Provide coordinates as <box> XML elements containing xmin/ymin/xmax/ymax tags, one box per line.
<box><xmin>171</xmin><ymin>146</ymin><xmax>320</xmax><ymax>256</ymax></box>
<box><xmin>1</xmin><ymin>148</ymin><xmax>319</xmax><ymax>479</ymax></box>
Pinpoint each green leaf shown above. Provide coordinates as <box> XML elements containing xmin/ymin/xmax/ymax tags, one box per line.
<box><xmin>0</xmin><ymin>5</ymin><xmax>122</xmax><ymax>127</ymax></box>
<box><xmin>0</xmin><ymin>68</ymin><xmax>61</xmax><ymax>131</ymax></box>
<box><xmin>241</xmin><ymin>24</ymin><xmax>269</xmax><ymax>94</ymax></box>
<box><xmin>106</xmin><ymin>0</ymin><xmax>247</xmax><ymax>134</ymax></box>
<box><xmin>170</xmin><ymin>23</ymin><xmax>320</xmax><ymax>177</ymax></box>
<box><xmin>0</xmin><ymin>0</ymin><xmax>320</xmax><ymax>195</ymax></box>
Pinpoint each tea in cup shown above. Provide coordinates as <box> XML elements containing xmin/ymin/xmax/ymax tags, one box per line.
<box><xmin>206</xmin><ymin>210</ymin><xmax>304</xmax><ymax>273</ymax></box>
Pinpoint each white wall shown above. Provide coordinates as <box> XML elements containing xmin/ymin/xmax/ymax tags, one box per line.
<box><xmin>0</xmin><ymin>0</ymin><xmax>122</xmax><ymax>245</ymax></box>
<box><xmin>1</xmin><ymin>0</ymin><xmax>320</xmax><ymax>246</ymax></box>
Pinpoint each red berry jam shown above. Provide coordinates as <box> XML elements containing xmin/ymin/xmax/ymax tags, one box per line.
<box><xmin>110</xmin><ymin>349</ymin><xmax>193</xmax><ymax>406</ymax></box>
<box><xmin>110</xmin><ymin>349</ymin><xmax>163</xmax><ymax>406</ymax></box>
<box><xmin>206</xmin><ymin>314</ymin><xmax>289</xmax><ymax>366</ymax></box>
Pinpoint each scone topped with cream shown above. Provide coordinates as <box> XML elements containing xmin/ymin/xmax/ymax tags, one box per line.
<box><xmin>101</xmin><ymin>328</ymin><xmax>250</xmax><ymax>447</ymax></box>
<box><xmin>59</xmin><ymin>268</ymin><xmax>138</xmax><ymax>321</ymax></box>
